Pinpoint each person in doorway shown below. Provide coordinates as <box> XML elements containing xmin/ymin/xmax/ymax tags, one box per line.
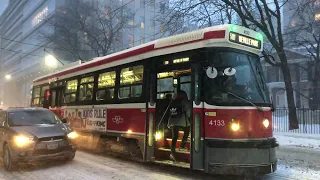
<box><xmin>162</xmin><ymin>93</ymin><xmax>173</xmax><ymax>148</ymax></box>
<box><xmin>167</xmin><ymin>90</ymin><xmax>191</xmax><ymax>161</ymax></box>
<box><xmin>163</xmin><ymin>93</ymin><xmax>173</xmax><ymax>123</ymax></box>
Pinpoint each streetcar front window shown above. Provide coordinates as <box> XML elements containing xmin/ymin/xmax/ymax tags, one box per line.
<box><xmin>204</xmin><ymin>51</ymin><xmax>270</xmax><ymax>106</ymax></box>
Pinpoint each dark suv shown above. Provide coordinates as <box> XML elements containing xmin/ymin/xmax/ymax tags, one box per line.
<box><xmin>0</xmin><ymin>108</ymin><xmax>77</xmax><ymax>171</ymax></box>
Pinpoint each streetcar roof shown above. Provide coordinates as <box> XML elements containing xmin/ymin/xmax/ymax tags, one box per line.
<box><xmin>33</xmin><ymin>24</ymin><xmax>262</xmax><ymax>85</ymax></box>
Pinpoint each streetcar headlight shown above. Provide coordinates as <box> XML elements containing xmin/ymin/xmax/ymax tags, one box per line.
<box><xmin>67</xmin><ymin>131</ymin><xmax>78</xmax><ymax>139</ymax></box>
<box><xmin>231</xmin><ymin>122</ymin><xmax>240</xmax><ymax>131</ymax></box>
<box><xmin>263</xmin><ymin>119</ymin><xmax>270</xmax><ymax>128</ymax></box>
<box><xmin>14</xmin><ymin>135</ymin><xmax>33</xmax><ymax>147</ymax></box>
<box><xmin>155</xmin><ymin>132</ymin><xmax>162</xmax><ymax>140</ymax></box>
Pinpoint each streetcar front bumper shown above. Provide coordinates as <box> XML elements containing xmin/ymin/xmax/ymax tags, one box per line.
<box><xmin>204</xmin><ymin>137</ymin><xmax>278</xmax><ymax>176</ymax></box>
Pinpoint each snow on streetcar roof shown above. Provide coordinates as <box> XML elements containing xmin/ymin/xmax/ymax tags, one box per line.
<box><xmin>33</xmin><ymin>24</ymin><xmax>257</xmax><ymax>83</ymax></box>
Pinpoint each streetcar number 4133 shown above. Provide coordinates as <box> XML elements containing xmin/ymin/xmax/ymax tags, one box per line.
<box><xmin>209</xmin><ymin>120</ymin><xmax>225</xmax><ymax>126</ymax></box>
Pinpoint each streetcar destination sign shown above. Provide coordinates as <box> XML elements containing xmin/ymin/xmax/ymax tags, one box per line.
<box><xmin>229</xmin><ymin>32</ymin><xmax>261</xmax><ymax>49</ymax></box>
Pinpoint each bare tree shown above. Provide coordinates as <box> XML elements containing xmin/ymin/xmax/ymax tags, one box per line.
<box><xmin>156</xmin><ymin>0</ymin><xmax>299</xmax><ymax>129</ymax></box>
<box><xmin>285</xmin><ymin>0</ymin><xmax>320</xmax><ymax>109</ymax></box>
<box><xmin>152</xmin><ymin>0</ymin><xmax>237</xmax><ymax>36</ymax></box>
<box><xmin>220</xmin><ymin>0</ymin><xmax>299</xmax><ymax>129</ymax></box>
<box><xmin>40</xmin><ymin>0</ymin><xmax>133</xmax><ymax>61</ymax></box>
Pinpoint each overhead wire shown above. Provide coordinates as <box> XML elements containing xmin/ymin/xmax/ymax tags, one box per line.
<box><xmin>2</xmin><ymin>0</ymin><xmax>138</xmax><ymax>82</ymax></box>
<box><xmin>2</xmin><ymin>1</ymin><xmax>171</xmax><ymax>78</ymax></box>
<box><xmin>1</xmin><ymin>47</ymin><xmax>44</xmax><ymax>58</ymax></box>
<box><xmin>0</xmin><ymin>37</ymin><xmax>55</xmax><ymax>50</ymax></box>
<box><xmin>1</xmin><ymin>27</ymin><xmax>169</xmax><ymax>63</ymax></box>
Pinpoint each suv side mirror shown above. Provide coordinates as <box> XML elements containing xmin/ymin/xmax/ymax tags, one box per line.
<box><xmin>61</xmin><ymin>118</ymin><xmax>67</xmax><ymax>123</ymax></box>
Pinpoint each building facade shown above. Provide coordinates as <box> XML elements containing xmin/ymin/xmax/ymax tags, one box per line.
<box><xmin>264</xmin><ymin>49</ymin><xmax>313</xmax><ymax>108</ymax></box>
<box><xmin>0</xmin><ymin>0</ymin><xmax>62</xmax><ymax>108</ymax></box>
<box><xmin>0</xmin><ymin>0</ymin><xmax>167</xmax><ymax>108</ymax></box>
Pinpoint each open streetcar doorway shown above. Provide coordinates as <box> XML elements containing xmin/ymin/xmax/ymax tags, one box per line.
<box><xmin>152</xmin><ymin>68</ymin><xmax>193</xmax><ymax>167</ymax></box>
<box><xmin>145</xmin><ymin>50</ymin><xmax>205</xmax><ymax>170</ymax></box>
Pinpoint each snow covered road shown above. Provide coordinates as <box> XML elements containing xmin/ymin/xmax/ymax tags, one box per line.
<box><xmin>0</xmin><ymin>151</ymin><xmax>238</xmax><ymax>180</ymax></box>
<box><xmin>273</xmin><ymin>132</ymin><xmax>320</xmax><ymax>180</ymax></box>
<box><xmin>0</xmin><ymin>150</ymin><xmax>317</xmax><ymax>180</ymax></box>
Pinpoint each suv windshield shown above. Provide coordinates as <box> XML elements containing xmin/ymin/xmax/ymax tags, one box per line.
<box><xmin>8</xmin><ymin>110</ymin><xmax>61</xmax><ymax>126</ymax></box>
<box><xmin>204</xmin><ymin>51</ymin><xmax>270</xmax><ymax>106</ymax></box>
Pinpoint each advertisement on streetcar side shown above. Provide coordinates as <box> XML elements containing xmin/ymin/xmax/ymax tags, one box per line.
<box><xmin>64</xmin><ymin>108</ymin><xmax>107</xmax><ymax>132</ymax></box>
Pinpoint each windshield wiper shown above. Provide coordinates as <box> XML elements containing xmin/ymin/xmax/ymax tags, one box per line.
<box><xmin>213</xmin><ymin>87</ymin><xmax>265</xmax><ymax>111</ymax></box>
<box><xmin>225</xmin><ymin>91</ymin><xmax>264</xmax><ymax>112</ymax></box>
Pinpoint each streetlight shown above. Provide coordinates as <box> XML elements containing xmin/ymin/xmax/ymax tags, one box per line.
<box><xmin>44</xmin><ymin>49</ymin><xmax>64</xmax><ymax>68</ymax></box>
<box><xmin>45</xmin><ymin>54</ymin><xmax>58</xmax><ymax>68</ymax></box>
<box><xmin>5</xmin><ymin>74</ymin><xmax>11</xmax><ymax>80</ymax></box>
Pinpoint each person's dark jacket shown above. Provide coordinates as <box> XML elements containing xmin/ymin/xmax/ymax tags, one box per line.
<box><xmin>167</xmin><ymin>99</ymin><xmax>191</xmax><ymax>128</ymax></box>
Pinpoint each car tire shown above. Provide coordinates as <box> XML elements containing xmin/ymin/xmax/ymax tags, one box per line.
<box><xmin>67</xmin><ymin>151</ymin><xmax>76</xmax><ymax>161</ymax></box>
<box><xmin>3</xmin><ymin>144</ymin><xmax>17</xmax><ymax>171</ymax></box>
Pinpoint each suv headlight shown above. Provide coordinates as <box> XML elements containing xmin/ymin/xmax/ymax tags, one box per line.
<box><xmin>67</xmin><ymin>131</ymin><xmax>78</xmax><ymax>139</ymax></box>
<box><xmin>14</xmin><ymin>135</ymin><xmax>33</xmax><ymax>147</ymax></box>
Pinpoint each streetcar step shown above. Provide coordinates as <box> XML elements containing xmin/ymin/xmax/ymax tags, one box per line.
<box><xmin>154</xmin><ymin>160</ymin><xmax>190</xmax><ymax>168</ymax></box>
<box><xmin>166</xmin><ymin>138</ymin><xmax>191</xmax><ymax>150</ymax></box>
<box><xmin>155</xmin><ymin>148</ymin><xmax>190</xmax><ymax>163</ymax></box>
<box><xmin>157</xmin><ymin>147</ymin><xmax>190</xmax><ymax>154</ymax></box>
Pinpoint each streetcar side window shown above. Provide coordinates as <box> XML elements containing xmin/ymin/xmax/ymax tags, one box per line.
<box><xmin>79</xmin><ymin>76</ymin><xmax>94</xmax><ymax>101</ymax></box>
<box><xmin>64</xmin><ymin>79</ymin><xmax>78</xmax><ymax>103</ymax></box>
<box><xmin>32</xmin><ymin>86</ymin><xmax>41</xmax><ymax>106</ymax></box>
<box><xmin>97</xmin><ymin>71</ymin><xmax>116</xmax><ymax>101</ymax></box>
<box><xmin>119</xmin><ymin>65</ymin><xmax>144</xmax><ymax>99</ymax></box>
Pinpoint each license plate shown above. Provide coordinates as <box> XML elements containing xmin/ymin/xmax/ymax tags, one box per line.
<box><xmin>47</xmin><ymin>143</ymin><xmax>59</xmax><ymax>150</ymax></box>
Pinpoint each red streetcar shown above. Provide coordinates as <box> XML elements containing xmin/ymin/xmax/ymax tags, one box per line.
<box><xmin>31</xmin><ymin>24</ymin><xmax>278</xmax><ymax>176</ymax></box>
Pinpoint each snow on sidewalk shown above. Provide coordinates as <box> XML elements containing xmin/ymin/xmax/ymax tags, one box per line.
<box><xmin>274</xmin><ymin>132</ymin><xmax>320</xmax><ymax>149</ymax></box>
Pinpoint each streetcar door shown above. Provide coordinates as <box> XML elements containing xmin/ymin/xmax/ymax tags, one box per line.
<box><xmin>50</xmin><ymin>87</ymin><xmax>64</xmax><ymax>108</ymax></box>
<box><xmin>145</xmin><ymin>71</ymin><xmax>156</xmax><ymax>162</ymax></box>
<box><xmin>42</xmin><ymin>89</ymin><xmax>50</xmax><ymax>109</ymax></box>
<box><xmin>49</xmin><ymin>85</ymin><xmax>65</xmax><ymax>118</ymax></box>
<box><xmin>151</xmin><ymin>68</ymin><xmax>192</xmax><ymax>166</ymax></box>
<box><xmin>190</xmin><ymin>66</ymin><xmax>204</xmax><ymax>170</ymax></box>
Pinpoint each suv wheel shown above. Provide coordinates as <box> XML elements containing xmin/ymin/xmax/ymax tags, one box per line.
<box><xmin>3</xmin><ymin>144</ymin><xmax>17</xmax><ymax>171</ymax></box>
<box><xmin>67</xmin><ymin>151</ymin><xmax>76</xmax><ymax>161</ymax></box>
